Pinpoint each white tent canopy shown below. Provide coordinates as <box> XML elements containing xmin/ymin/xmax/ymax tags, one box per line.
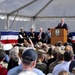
<box><xmin>0</xmin><ymin>0</ymin><xmax>75</xmax><ymax>31</ymax></box>
<box><xmin>0</xmin><ymin>0</ymin><xmax>75</xmax><ymax>17</ymax></box>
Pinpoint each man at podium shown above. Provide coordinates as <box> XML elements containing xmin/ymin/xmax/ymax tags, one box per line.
<box><xmin>55</xmin><ymin>18</ymin><xmax>71</xmax><ymax>43</ymax></box>
<box><xmin>56</xmin><ymin>18</ymin><xmax>68</xmax><ymax>32</ymax></box>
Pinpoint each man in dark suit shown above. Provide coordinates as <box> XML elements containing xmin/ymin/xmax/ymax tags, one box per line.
<box><xmin>18</xmin><ymin>27</ymin><xmax>27</xmax><ymax>43</ymax></box>
<box><xmin>44</xmin><ymin>28</ymin><xmax>51</xmax><ymax>44</ymax></box>
<box><xmin>56</xmin><ymin>18</ymin><xmax>71</xmax><ymax>43</ymax></box>
<box><xmin>29</xmin><ymin>27</ymin><xmax>37</xmax><ymax>44</ymax></box>
<box><xmin>56</xmin><ymin>18</ymin><xmax>68</xmax><ymax>31</ymax></box>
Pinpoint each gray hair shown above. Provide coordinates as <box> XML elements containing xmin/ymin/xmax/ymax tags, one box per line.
<box><xmin>9</xmin><ymin>46</ymin><xmax>19</xmax><ymax>59</ymax></box>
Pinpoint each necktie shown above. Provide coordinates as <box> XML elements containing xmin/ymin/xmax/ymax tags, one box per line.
<box><xmin>60</xmin><ymin>24</ymin><xmax>62</xmax><ymax>28</ymax></box>
<box><xmin>38</xmin><ymin>32</ymin><xmax>41</xmax><ymax>39</ymax></box>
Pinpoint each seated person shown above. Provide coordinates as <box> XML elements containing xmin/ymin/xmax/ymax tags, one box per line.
<box><xmin>58</xmin><ymin>70</ymin><xmax>69</xmax><ymax>75</ymax></box>
<box><xmin>0</xmin><ymin>50</ymin><xmax>8</xmax><ymax>75</ymax></box>
<box><xmin>18</xmin><ymin>27</ymin><xmax>27</xmax><ymax>43</ymax></box>
<box><xmin>29</xmin><ymin>27</ymin><xmax>37</xmax><ymax>44</ymax></box>
<box><xmin>35</xmin><ymin>52</ymin><xmax>47</xmax><ymax>74</ymax></box>
<box><xmin>37</xmin><ymin>28</ymin><xmax>45</xmax><ymax>43</ymax></box>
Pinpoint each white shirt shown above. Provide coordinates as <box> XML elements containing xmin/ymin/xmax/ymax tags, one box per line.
<box><xmin>52</xmin><ymin>61</ymin><xmax>71</xmax><ymax>75</ymax></box>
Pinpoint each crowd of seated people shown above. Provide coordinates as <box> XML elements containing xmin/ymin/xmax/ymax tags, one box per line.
<box><xmin>0</xmin><ymin>38</ymin><xmax>75</xmax><ymax>75</ymax></box>
<box><xmin>0</xmin><ymin>25</ymin><xmax>75</xmax><ymax>75</ymax></box>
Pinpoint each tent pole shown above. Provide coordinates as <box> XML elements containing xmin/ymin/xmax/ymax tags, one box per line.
<box><xmin>5</xmin><ymin>15</ymin><xmax>10</xmax><ymax>30</ymax></box>
<box><xmin>32</xmin><ymin>18</ymin><xmax>35</xmax><ymax>31</ymax></box>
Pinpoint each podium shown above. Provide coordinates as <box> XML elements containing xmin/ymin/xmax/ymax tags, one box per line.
<box><xmin>51</xmin><ymin>29</ymin><xmax>67</xmax><ymax>45</ymax></box>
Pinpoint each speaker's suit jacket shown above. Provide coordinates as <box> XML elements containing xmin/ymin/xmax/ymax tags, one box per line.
<box><xmin>56</xmin><ymin>23</ymin><xmax>68</xmax><ymax>30</ymax></box>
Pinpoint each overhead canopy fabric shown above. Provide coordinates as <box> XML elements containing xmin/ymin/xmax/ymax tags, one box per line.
<box><xmin>0</xmin><ymin>0</ymin><xmax>75</xmax><ymax>18</ymax></box>
<box><xmin>0</xmin><ymin>0</ymin><xmax>75</xmax><ymax>31</ymax></box>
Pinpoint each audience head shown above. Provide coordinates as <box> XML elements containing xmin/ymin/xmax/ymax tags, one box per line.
<box><xmin>22</xmin><ymin>48</ymin><xmax>38</xmax><ymax>69</ymax></box>
<box><xmin>9</xmin><ymin>48</ymin><xmax>19</xmax><ymax>59</ymax></box>
<box><xmin>52</xmin><ymin>47</ymin><xmax>64</xmax><ymax>56</ymax></box>
<box><xmin>52</xmin><ymin>47</ymin><xmax>65</xmax><ymax>61</ymax></box>
<box><xmin>38</xmin><ymin>49</ymin><xmax>46</xmax><ymax>54</ymax></box>
<box><xmin>0</xmin><ymin>49</ymin><xmax>5</xmax><ymax>62</ymax></box>
<box><xmin>58</xmin><ymin>70</ymin><xmax>69</xmax><ymax>75</ymax></box>
<box><xmin>19</xmin><ymin>47</ymin><xmax>25</xmax><ymax>58</ymax></box>
<box><xmin>69</xmin><ymin>60</ymin><xmax>75</xmax><ymax>74</ymax></box>
<box><xmin>65</xmin><ymin>45</ymin><xmax>73</xmax><ymax>51</ymax></box>
<box><xmin>64</xmin><ymin>50</ymin><xmax>74</xmax><ymax>62</ymax></box>
<box><xmin>47</xmin><ymin>48</ymin><xmax>52</xmax><ymax>55</ymax></box>
<box><xmin>37</xmin><ymin>52</ymin><xmax>45</xmax><ymax>61</ymax></box>
<box><xmin>57</xmin><ymin>41</ymin><xmax>62</xmax><ymax>47</ymax></box>
<box><xmin>63</xmin><ymin>42</ymin><xmax>69</xmax><ymax>46</ymax></box>
<box><xmin>37</xmin><ymin>42</ymin><xmax>43</xmax><ymax>48</ymax></box>
<box><xmin>8</xmin><ymin>47</ymin><xmax>19</xmax><ymax>70</ymax></box>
